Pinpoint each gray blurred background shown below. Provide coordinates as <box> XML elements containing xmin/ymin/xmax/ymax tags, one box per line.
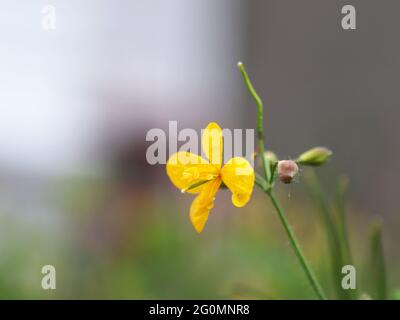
<box><xmin>246</xmin><ymin>0</ymin><xmax>400</xmax><ymax>218</ymax></box>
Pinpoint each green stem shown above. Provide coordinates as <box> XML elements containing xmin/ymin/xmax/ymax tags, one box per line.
<box><xmin>369</xmin><ymin>221</ymin><xmax>387</xmax><ymax>300</ymax></box>
<box><xmin>237</xmin><ymin>62</ymin><xmax>271</xmax><ymax>183</ymax></box>
<box><xmin>268</xmin><ymin>191</ymin><xmax>327</xmax><ymax>300</ymax></box>
<box><xmin>304</xmin><ymin>170</ymin><xmax>348</xmax><ymax>299</ymax></box>
<box><xmin>255</xmin><ymin>172</ymin><xmax>268</xmax><ymax>191</ymax></box>
<box><xmin>336</xmin><ymin>175</ymin><xmax>352</xmax><ymax>265</ymax></box>
<box><xmin>238</xmin><ymin>61</ymin><xmax>326</xmax><ymax>300</ymax></box>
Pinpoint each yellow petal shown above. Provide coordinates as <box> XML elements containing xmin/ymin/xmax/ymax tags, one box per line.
<box><xmin>190</xmin><ymin>178</ymin><xmax>221</xmax><ymax>233</ymax></box>
<box><xmin>221</xmin><ymin>157</ymin><xmax>255</xmax><ymax>207</ymax></box>
<box><xmin>166</xmin><ymin>152</ymin><xmax>218</xmax><ymax>194</ymax></box>
<box><xmin>202</xmin><ymin>122</ymin><xmax>223</xmax><ymax>169</ymax></box>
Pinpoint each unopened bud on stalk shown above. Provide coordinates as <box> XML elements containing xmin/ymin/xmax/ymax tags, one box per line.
<box><xmin>258</xmin><ymin>150</ymin><xmax>278</xmax><ymax>168</ymax></box>
<box><xmin>264</xmin><ymin>151</ymin><xmax>278</xmax><ymax>166</ymax></box>
<box><xmin>278</xmin><ymin>160</ymin><xmax>298</xmax><ymax>184</ymax></box>
<box><xmin>297</xmin><ymin>147</ymin><xmax>332</xmax><ymax>166</ymax></box>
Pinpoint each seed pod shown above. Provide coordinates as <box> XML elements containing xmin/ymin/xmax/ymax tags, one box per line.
<box><xmin>278</xmin><ymin>160</ymin><xmax>299</xmax><ymax>184</ymax></box>
<box><xmin>297</xmin><ymin>147</ymin><xmax>332</xmax><ymax>166</ymax></box>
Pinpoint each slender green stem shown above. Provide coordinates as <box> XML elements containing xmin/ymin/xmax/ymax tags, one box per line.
<box><xmin>237</xmin><ymin>62</ymin><xmax>271</xmax><ymax>183</ymax></box>
<box><xmin>269</xmin><ymin>162</ymin><xmax>278</xmax><ymax>185</ymax></box>
<box><xmin>238</xmin><ymin>61</ymin><xmax>327</xmax><ymax>300</ymax></box>
<box><xmin>269</xmin><ymin>191</ymin><xmax>327</xmax><ymax>300</ymax></box>
<box><xmin>304</xmin><ymin>170</ymin><xmax>348</xmax><ymax>299</ymax></box>
<box><xmin>336</xmin><ymin>175</ymin><xmax>352</xmax><ymax>265</ymax></box>
<box><xmin>255</xmin><ymin>172</ymin><xmax>268</xmax><ymax>191</ymax></box>
<box><xmin>334</xmin><ymin>175</ymin><xmax>357</xmax><ymax>299</ymax></box>
<box><xmin>369</xmin><ymin>221</ymin><xmax>387</xmax><ymax>300</ymax></box>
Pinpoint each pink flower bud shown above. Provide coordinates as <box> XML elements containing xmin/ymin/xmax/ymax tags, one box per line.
<box><xmin>278</xmin><ymin>160</ymin><xmax>299</xmax><ymax>184</ymax></box>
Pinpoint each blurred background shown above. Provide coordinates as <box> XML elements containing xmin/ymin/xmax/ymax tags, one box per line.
<box><xmin>0</xmin><ymin>0</ymin><xmax>399</xmax><ymax>299</ymax></box>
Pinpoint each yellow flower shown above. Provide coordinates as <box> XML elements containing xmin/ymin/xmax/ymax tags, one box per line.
<box><xmin>166</xmin><ymin>122</ymin><xmax>255</xmax><ymax>233</ymax></box>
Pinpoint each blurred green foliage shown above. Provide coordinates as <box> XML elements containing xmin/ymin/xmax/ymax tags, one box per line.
<box><xmin>0</xmin><ymin>171</ymin><xmax>397</xmax><ymax>299</ymax></box>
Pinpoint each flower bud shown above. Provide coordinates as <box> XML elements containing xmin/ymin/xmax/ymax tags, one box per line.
<box><xmin>257</xmin><ymin>150</ymin><xmax>278</xmax><ymax>168</ymax></box>
<box><xmin>297</xmin><ymin>147</ymin><xmax>332</xmax><ymax>166</ymax></box>
<box><xmin>277</xmin><ymin>160</ymin><xmax>298</xmax><ymax>184</ymax></box>
<box><xmin>264</xmin><ymin>151</ymin><xmax>278</xmax><ymax>166</ymax></box>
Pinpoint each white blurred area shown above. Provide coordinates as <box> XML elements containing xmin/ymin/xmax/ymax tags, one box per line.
<box><xmin>0</xmin><ymin>0</ymin><xmax>245</xmax><ymax>176</ymax></box>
